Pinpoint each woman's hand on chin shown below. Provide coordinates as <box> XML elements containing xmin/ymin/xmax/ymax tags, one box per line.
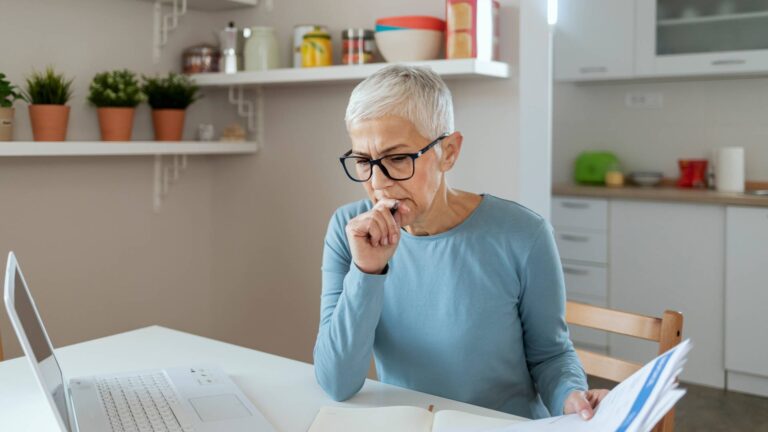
<box><xmin>563</xmin><ymin>389</ymin><xmax>610</xmax><ymax>420</ymax></box>
<box><xmin>345</xmin><ymin>198</ymin><xmax>411</xmax><ymax>274</ymax></box>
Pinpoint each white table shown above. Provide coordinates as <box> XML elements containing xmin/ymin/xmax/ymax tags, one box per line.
<box><xmin>0</xmin><ymin>326</ymin><xmax>526</xmax><ymax>431</ymax></box>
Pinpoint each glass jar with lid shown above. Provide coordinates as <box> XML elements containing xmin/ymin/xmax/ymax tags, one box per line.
<box><xmin>342</xmin><ymin>29</ymin><xmax>375</xmax><ymax>65</ymax></box>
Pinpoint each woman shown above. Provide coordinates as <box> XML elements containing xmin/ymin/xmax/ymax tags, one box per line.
<box><xmin>314</xmin><ymin>65</ymin><xmax>608</xmax><ymax>420</ymax></box>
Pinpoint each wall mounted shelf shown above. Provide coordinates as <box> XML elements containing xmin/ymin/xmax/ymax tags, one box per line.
<box><xmin>0</xmin><ymin>141</ymin><xmax>257</xmax><ymax>157</ymax></box>
<box><xmin>191</xmin><ymin>59</ymin><xmax>512</xmax><ymax>87</ymax></box>
<box><xmin>0</xmin><ymin>141</ymin><xmax>258</xmax><ymax>212</ymax></box>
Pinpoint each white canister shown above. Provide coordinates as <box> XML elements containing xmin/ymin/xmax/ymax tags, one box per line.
<box><xmin>244</xmin><ymin>26</ymin><xmax>280</xmax><ymax>71</ymax></box>
<box><xmin>715</xmin><ymin>147</ymin><xmax>745</xmax><ymax>193</ymax></box>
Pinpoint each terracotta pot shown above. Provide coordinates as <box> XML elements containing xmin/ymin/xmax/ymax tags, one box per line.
<box><xmin>151</xmin><ymin>109</ymin><xmax>186</xmax><ymax>141</ymax></box>
<box><xmin>0</xmin><ymin>107</ymin><xmax>14</xmax><ymax>141</ymax></box>
<box><xmin>97</xmin><ymin>107</ymin><xmax>135</xmax><ymax>141</ymax></box>
<box><xmin>28</xmin><ymin>104</ymin><xmax>70</xmax><ymax>141</ymax></box>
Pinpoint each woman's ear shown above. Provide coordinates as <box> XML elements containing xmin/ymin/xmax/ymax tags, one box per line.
<box><xmin>439</xmin><ymin>132</ymin><xmax>463</xmax><ymax>172</ymax></box>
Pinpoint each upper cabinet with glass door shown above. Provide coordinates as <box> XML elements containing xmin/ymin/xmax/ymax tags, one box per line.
<box><xmin>636</xmin><ymin>0</ymin><xmax>768</xmax><ymax>77</ymax></box>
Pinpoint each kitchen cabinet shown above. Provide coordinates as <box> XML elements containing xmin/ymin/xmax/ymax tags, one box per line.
<box><xmin>635</xmin><ymin>0</ymin><xmax>768</xmax><ymax>77</ymax></box>
<box><xmin>608</xmin><ymin>200</ymin><xmax>725</xmax><ymax>388</ymax></box>
<box><xmin>725</xmin><ymin>206</ymin><xmax>768</xmax><ymax>397</ymax></box>
<box><xmin>554</xmin><ymin>0</ymin><xmax>768</xmax><ymax>81</ymax></box>
<box><xmin>553</xmin><ymin>0</ymin><xmax>635</xmax><ymax>81</ymax></box>
<box><xmin>552</xmin><ymin>197</ymin><xmax>609</xmax><ymax>353</ymax></box>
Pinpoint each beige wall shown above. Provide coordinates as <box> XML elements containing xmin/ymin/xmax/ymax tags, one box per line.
<box><xmin>0</xmin><ymin>0</ymin><xmax>222</xmax><ymax>358</ymax></box>
<box><xmin>553</xmin><ymin>78</ymin><xmax>768</xmax><ymax>184</ymax></box>
<box><xmin>0</xmin><ymin>0</ymin><xmax>524</xmax><ymax>366</ymax></box>
<box><xmin>208</xmin><ymin>0</ymin><xmax>521</xmax><ymax>363</ymax></box>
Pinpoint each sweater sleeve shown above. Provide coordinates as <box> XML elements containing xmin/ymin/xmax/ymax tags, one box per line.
<box><xmin>313</xmin><ymin>208</ymin><xmax>387</xmax><ymax>401</ymax></box>
<box><xmin>518</xmin><ymin>220</ymin><xmax>588</xmax><ymax>416</ymax></box>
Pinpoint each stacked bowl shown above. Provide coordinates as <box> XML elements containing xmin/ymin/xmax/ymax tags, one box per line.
<box><xmin>374</xmin><ymin>16</ymin><xmax>446</xmax><ymax>62</ymax></box>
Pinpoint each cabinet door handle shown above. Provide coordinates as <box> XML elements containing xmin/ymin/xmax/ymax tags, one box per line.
<box><xmin>711</xmin><ymin>59</ymin><xmax>746</xmax><ymax>66</ymax></box>
<box><xmin>563</xmin><ymin>266</ymin><xmax>590</xmax><ymax>276</ymax></box>
<box><xmin>561</xmin><ymin>201</ymin><xmax>590</xmax><ymax>209</ymax></box>
<box><xmin>579</xmin><ymin>66</ymin><xmax>608</xmax><ymax>74</ymax></box>
<box><xmin>560</xmin><ymin>234</ymin><xmax>590</xmax><ymax>242</ymax></box>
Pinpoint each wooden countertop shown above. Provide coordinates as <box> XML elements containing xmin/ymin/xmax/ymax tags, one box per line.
<box><xmin>553</xmin><ymin>183</ymin><xmax>768</xmax><ymax>207</ymax></box>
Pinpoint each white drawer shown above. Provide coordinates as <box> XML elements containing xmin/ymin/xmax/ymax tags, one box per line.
<box><xmin>555</xmin><ymin>229</ymin><xmax>608</xmax><ymax>264</ymax></box>
<box><xmin>552</xmin><ymin>197</ymin><xmax>608</xmax><ymax>231</ymax></box>
<box><xmin>562</xmin><ymin>262</ymin><xmax>607</xmax><ymax>300</ymax></box>
<box><xmin>567</xmin><ymin>293</ymin><xmax>609</xmax><ymax>350</ymax></box>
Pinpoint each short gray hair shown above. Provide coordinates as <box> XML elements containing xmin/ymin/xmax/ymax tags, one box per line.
<box><xmin>345</xmin><ymin>65</ymin><xmax>455</xmax><ymax>140</ymax></box>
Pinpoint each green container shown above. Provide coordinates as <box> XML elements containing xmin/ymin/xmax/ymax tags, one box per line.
<box><xmin>574</xmin><ymin>151</ymin><xmax>620</xmax><ymax>185</ymax></box>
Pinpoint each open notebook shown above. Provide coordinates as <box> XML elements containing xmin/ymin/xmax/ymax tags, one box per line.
<box><xmin>308</xmin><ymin>405</ymin><xmax>522</xmax><ymax>432</ymax></box>
<box><xmin>309</xmin><ymin>339</ymin><xmax>692</xmax><ymax>432</ymax></box>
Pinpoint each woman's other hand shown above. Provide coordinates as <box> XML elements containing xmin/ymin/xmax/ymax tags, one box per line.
<box><xmin>564</xmin><ymin>389</ymin><xmax>610</xmax><ymax>420</ymax></box>
<box><xmin>345</xmin><ymin>198</ymin><xmax>410</xmax><ymax>274</ymax></box>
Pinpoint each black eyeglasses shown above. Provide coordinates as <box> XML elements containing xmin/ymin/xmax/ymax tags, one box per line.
<box><xmin>339</xmin><ymin>134</ymin><xmax>449</xmax><ymax>182</ymax></box>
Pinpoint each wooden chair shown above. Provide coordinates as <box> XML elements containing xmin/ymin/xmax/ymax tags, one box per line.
<box><xmin>565</xmin><ymin>301</ymin><xmax>683</xmax><ymax>432</ymax></box>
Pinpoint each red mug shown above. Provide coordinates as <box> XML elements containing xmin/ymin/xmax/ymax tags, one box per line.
<box><xmin>677</xmin><ymin>159</ymin><xmax>708</xmax><ymax>188</ymax></box>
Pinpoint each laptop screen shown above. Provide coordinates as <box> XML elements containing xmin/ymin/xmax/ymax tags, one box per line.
<box><xmin>13</xmin><ymin>269</ymin><xmax>70</xmax><ymax>430</ymax></box>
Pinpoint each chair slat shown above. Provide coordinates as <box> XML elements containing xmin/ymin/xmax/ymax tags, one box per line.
<box><xmin>574</xmin><ymin>348</ymin><xmax>642</xmax><ymax>383</ymax></box>
<box><xmin>566</xmin><ymin>301</ymin><xmax>662</xmax><ymax>341</ymax></box>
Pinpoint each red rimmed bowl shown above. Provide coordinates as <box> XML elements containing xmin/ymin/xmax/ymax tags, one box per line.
<box><xmin>375</xmin><ymin>15</ymin><xmax>446</xmax><ymax>32</ymax></box>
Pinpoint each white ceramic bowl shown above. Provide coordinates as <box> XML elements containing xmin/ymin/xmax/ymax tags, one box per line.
<box><xmin>629</xmin><ymin>171</ymin><xmax>664</xmax><ymax>187</ymax></box>
<box><xmin>374</xmin><ymin>29</ymin><xmax>443</xmax><ymax>62</ymax></box>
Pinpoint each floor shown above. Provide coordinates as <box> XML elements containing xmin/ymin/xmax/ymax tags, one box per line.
<box><xmin>588</xmin><ymin>376</ymin><xmax>768</xmax><ymax>431</ymax></box>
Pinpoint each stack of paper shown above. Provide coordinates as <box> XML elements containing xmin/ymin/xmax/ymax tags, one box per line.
<box><xmin>493</xmin><ymin>338</ymin><xmax>692</xmax><ymax>432</ymax></box>
<box><xmin>308</xmin><ymin>339</ymin><xmax>692</xmax><ymax>432</ymax></box>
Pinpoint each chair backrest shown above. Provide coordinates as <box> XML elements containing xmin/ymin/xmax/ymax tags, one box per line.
<box><xmin>565</xmin><ymin>301</ymin><xmax>683</xmax><ymax>432</ymax></box>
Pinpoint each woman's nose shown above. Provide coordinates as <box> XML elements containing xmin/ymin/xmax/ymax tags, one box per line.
<box><xmin>370</xmin><ymin>164</ymin><xmax>393</xmax><ymax>189</ymax></box>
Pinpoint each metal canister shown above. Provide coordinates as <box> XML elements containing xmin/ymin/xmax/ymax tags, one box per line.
<box><xmin>293</xmin><ymin>25</ymin><xmax>328</xmax><ymax>68</ymax></box>
<box><xmin>182</xmin><ymin>44</ymin><xmax>221</xmax><ymax>74</ymax></box>
<box><xmin>301</xmin><ymin>29</ymin><xmax>333</xmax><ymax>67</ymax></box>
<box><xmin>342</xmin><ymin>29</ymin><xmax>375</xmax><ymax>65</ymax></box>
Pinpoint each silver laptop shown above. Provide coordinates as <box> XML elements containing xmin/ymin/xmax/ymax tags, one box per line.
<box><xmin>4</xmin><ymin>251</ymin><xmax>277</xmax><ymax>432</ymax></box>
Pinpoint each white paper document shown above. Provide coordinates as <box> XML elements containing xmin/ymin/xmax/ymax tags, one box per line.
<box><xmin>492</xmin><ymin>338</ymin><xmax>692</xmax><ymax>432</ymax></box>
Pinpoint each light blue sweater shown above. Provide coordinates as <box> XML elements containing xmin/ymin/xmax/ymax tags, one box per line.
<box><xmin>313</xmin><ymin>194</ymin><xmax>587</xmax><ymax>419</ymax></box>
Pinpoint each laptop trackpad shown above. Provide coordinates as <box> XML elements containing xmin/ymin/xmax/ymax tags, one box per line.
<box><xmin>188</xmin><ymin>394</ymin><xmax>253</xmax><ymax>422</ymax></box>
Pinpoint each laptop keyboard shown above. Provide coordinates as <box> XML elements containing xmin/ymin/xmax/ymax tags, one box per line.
<box><xmin>96</xmin><ymin>372</ymin><xmax>193</xmax><ymax>432</ymax></box>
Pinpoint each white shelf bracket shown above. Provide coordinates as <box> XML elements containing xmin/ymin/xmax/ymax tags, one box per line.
<box><xmin>227</xmin><ymin>85</ymin><xmax>264</xmax><ymax>147</ymax></box>
<box><xmin>152</xmin><ymin>0</ymin><xmax>188</xmax><ymax>63</ymax></box>
<box><xmin>153</xmin><ymin>154</ymin><xmax>189</xmax><ymax>212</ymax></box>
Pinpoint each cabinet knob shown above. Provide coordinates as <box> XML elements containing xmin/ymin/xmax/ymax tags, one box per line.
<box><xmin>563</xmin><ymin>266</ymin><xmax>590</xmax><ymax>276</ymax></box>
<box><xmin>579</xmin><ymin>66</ymin><xmax>608</xmax><ymax>74</ymax></box>
<box><xmin>560</xmin><ymin>234</ymin><xmax>590</xmax><ymax>242</ymax></box>
<box><xmin>711</xmin><ymin>59</ymin><xmax>746</xmax><ymax>66</ymax></box>
<box><xmin>561</xmin><ymin>201</ymin><xmax>590</xmax><ymax>209</ymax></box>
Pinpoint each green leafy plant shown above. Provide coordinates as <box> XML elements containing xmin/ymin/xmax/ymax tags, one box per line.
<box><xmin>141</xmin><ymin>73</ymin><xmax>200</xmax><ymax>110</ymax></box>
<box><xmin>88</xmin><ymin>69</ymin><xmax>144</xmax><ymax>108</ymax></box>
<box><xmin>0</xmin><ymin>73</ymin><xmax>23</xmax><ymax>108</ymax></box>
<box><xmin>23</xmin><ymin>67</ymin><xmax>73</xmax><ymax>105</ymax></box>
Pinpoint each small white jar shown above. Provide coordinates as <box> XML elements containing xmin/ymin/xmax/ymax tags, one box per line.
<box><xmin>244</xmin><ymin>26</ymin><xmax>280</xmax><ymax>71</ymax></box>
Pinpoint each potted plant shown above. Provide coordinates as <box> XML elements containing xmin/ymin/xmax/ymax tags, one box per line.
<box><xmin>142</xmin><ymin>73</ymin><xmax>200</xmax><ymax>141</ymax></box>
<box><xmin>23</xmin><ymin>67</ymin><xmax>73</xmax><ymax>141</ymax></box>
<box><xmin>0</xmin><ymin>72</ymin><xmax>23</xmax><ymax>141</ymax></box>
<box><xmin>88</xmin><ymin>69</ymin><xmax>144</xmax><ymax>141</ymax></box>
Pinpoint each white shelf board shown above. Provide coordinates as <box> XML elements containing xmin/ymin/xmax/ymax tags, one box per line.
<box><xmin>658</xmin><ymin>10</ymin><xmax>768</xmax><ymax>26</ymax></box>
<box><xmin>142</xmin><ymin>0</ymin><xmax>257</xmax><ymax>11</ymax></box>
<box><xmin>191</xmin><ymin>59</ymin><xmax>512</xmax><ymax>87</ymax></box>
<box><xmin>0</xmin><ymin>141</ymin><xmax>258</xmax><ymax>157</ymax></box>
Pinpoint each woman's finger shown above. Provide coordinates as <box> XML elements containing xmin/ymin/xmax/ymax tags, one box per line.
<box><xmin>375</xmin><ymin>206</ymin><xmax>399</xmax><ymax>244</ymax></box>
<box><xmin>367</xmin><ymin>218</ymin><xmax>383</xmax><ymax>247</ymax></box>
<box><xmin>371</xmin><ymin>213</ymin><xmax>391</xmax><ymax>246</ymax></box>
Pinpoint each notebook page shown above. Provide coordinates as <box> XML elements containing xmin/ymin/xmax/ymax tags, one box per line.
<box><xmin>307</xmin><ymin>406</ymin><xmax>433</xmax><ymax>432</ymax></box>
<box><xmin>432</xmin><ymin>409</ymin><xmax>524</xmax><ymax>432</ymax></box>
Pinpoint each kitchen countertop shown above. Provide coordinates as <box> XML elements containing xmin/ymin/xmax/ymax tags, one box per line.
<box><xmin>553</xmin><ymin>183</ymin><xmax>768</xmax><ymax>207</ymax></box>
